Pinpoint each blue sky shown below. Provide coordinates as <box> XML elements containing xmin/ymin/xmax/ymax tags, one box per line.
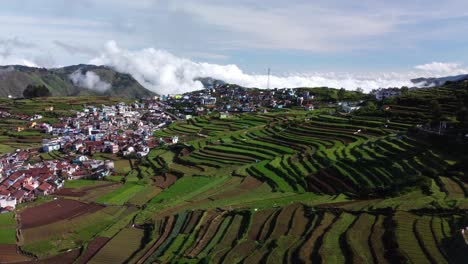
<box><xmin>1</xmin><ymin>0</ymin><xmax>468</xmax><ymax>93</ymax></box>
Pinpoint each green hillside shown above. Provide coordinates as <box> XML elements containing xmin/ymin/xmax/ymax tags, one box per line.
<box><xmin>0</xmin><ymin>64</ymin><xmax>155</xmax><ymax>99</ymax></box>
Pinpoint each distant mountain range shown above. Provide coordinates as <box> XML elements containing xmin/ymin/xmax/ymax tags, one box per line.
<box><xmin>0</xmin><ymin>63</ymin><xmax>466</xmax><ymax>99</ymax></box>
<box><xmin>411</xmin><ymin>74</ymin><xmax>468</xmax><ymax>87</ymax></box>
<box><xmin>0</xmin><ymin>64</ymin><xmax>155</xmax><ymax>99</ymax></box>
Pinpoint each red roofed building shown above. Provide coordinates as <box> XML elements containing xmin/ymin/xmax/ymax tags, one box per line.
<box><xmin>0</xmin><ymin>188</ymin><xmax>10</xmax><ymax>196</ymax></box>
<box><xmin>23</xmin><ymin>184</ymin><xmax>36</xmax><ymax>193</ymax></box>
<box><xmin>36</xmin><ymin>182</ymin><xmax>54</xmax><ymax>196</ymax></box>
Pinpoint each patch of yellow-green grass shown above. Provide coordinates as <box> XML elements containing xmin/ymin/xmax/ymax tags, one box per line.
<box><xmin>96</xmin><ymin>183</ymin><xmax>145</xmax><ymax>205</ymax></box>
<box><xmin>64</xmin><ymin>179</ymin><xmax>108</xmax><ymax>189</ymax></box>
<box><xmin>114</xmin><ymin>159</ymin><xmax>132</xmax><ymax>174</ymax></box>
<box><xmin>0</xmin><ymin>143</ymin><xmax>15</xmax><ymax>154</ymax></box>
<box><xmin>89</xmin><ymin>227</ymin><xmax>144</xmax><ymax>264</ymax></box>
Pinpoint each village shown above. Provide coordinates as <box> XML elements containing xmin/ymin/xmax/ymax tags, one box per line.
<box><xmin>159</xmin><ymin>84</ymin><xmax>318</xmax><ymax>119</ymax></box>
<box><xmin>158</xmin><ymin>83</ymin><xmax>405</xmax><ymax>119</ymax></box>
<box><xmin>0</xmin><ymin>100</ymin><xmax>177</xmax><ymax>213</ymax></box>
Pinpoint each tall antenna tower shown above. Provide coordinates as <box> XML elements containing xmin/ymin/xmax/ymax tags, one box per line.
<box><xmin>267</xmin><ymin>68</ymin><xmax>271</xmax><ymax>90</ymax></box>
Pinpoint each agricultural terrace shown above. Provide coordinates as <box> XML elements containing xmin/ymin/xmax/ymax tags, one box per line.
<box><xmin>3</xmin><ymin>86</ymin><xmax>468</xmax><ymax>263</ymax></box>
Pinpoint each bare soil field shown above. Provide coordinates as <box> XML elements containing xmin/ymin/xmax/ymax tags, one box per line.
<box><xmin>20</xmin><ymin>199</ymin><xmax>104</xmax><ymax>229</ymax></box>
<box><xmin>154</xmin><ymin>173</ymin><xmax>178</xmax><ymax>189</ymax></box>
<box><xmin>54</xmin><ymin>182</ymin><xmax>118</xmax><ymax>198</ymax></box>
<box><xmin>53</xmin><ymin>188</ymin><xmax>86</xmax><ymax>197</ymax></box>
<box><xmin>0</xmin><ymin>244</ymin><xmax>32</xmax><ymax>263</ymax></box>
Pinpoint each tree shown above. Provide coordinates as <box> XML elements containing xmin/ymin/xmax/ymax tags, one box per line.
<box><xmin>23</xmin><ymin>84</ymin><xmax>51</xmax><ymax>98</ymax></box>
<box><xmin>400</xmin><ymin>86</ymin><xmax>409</xmax><ymax>95</ymax></box>
<box><xmin>429</xmin><ymin>100</ymin><xmax>442</xmax><ymax>119</ymax></box>
<box><xmin>366</xmin><ymin>101</ymin><xmax>377</xmax><ymax>112</ymax></box>
<box><xmin>356</xmin><ymin>87</ymin><xmax>364</xmax><ymax>93</ymax></box>
<box><xmin>337</xmin><ymin>88</ymin><xmax>346</xmax><ymax>101</ymax></box>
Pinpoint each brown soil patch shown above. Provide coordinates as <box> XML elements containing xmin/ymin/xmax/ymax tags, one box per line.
<box><xmin>287</xmin><ymin>204</ymin><xmax>310</xmax><ymax>236</ymax></box>
<box><xmin>20</xmin><ymin>199</ymin><xmax>104</xmax><ymax>229</ymax></box>
<box><xmin>239</xmin><ymin>176</ymin><xmax>263</xmax><ymax>189</ymax></box>
<box><xmin>316</xmin><ymin>199</ymin><xmax>380</xmax><ymax>209</ymax></box>
<box><xmin>270</xmin><ymin>203</ymin><xmax>301</xmax><ymax>239</ymax></box>
<box><xmin>248</xmin><ymin>208</ymin><xmax>277</xmax><ymax>241</ymax></box>
<box><xmin>0</xmin><ymin>244</ymin><xmax>32</xmax><ymax>263</ymax></box>
<box><xmin>154</xmin><ymin>173</ymin><xmax>178</xmax><ymax>189</ymax></box>
<box><xmin>53</xmin><ymin>188</ymin><xmax>86</xmax><ymax>197</ymax></box>
<box><xmin>54</xmin><ymin>183</ymin><xmax>118</xmax><ymax>198</ymax></box>
<box><xmin>78</xmin><ymin>237</ymin><xmax>110</xmax><ymax>264</ymax></box>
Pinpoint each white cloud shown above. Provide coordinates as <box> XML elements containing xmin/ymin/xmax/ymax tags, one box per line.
<box><xmin>69</xmin><ymin>70</ymin><xmax>111</xmax><ymax>92</ymax></box>
<box><xmin>414</xmin><ymin>62</ymin><xmax>466</xmax><ymax>75</ymax></box>
<box><xmin>90</xmin><ymin>41</ymin><xmax>422</xmax><ymax>94</ymax></box>
<box><xmin>0</xmin><ymin>56</ymin><xmax>38</xmax><ymax>67</ymax></box>
<box><xmin>0</xmin><ymin>37</ymin><xmax>39</xmax><ymax>67</ymax></box>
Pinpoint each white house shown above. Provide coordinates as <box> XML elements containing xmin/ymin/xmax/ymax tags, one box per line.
<box><xmin>123</xmin><ymin>146</ymin><xmax>135</xmax><ymax>156</ymax></box>
<box><xmin>375</xmin><ymin>88</ymin><xmax>401</xmax><ymax>101</ymax></box>
<box><xmin>0</xmin><ymin>196</ymin><xmax>17</xmax><ymax>209</ymax></box>
<box><xmin>76</xmin><ymin>155</ymin><xmax>89</xmax><ymax>162</ymax></box>
<box><xmin>43</xmin><ymin>142</ymin><xmax>61</xmax><ymax>152</ymax></box>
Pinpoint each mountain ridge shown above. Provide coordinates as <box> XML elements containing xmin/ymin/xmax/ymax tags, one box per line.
<box><xmin>0</xmin><ymin>64</ymin><xmax>156</xmax><ymax>99</ymax></box>
<box><xmin>411</xmin><ymin>73</ymin><xmax>468</xmax><ymax>87</ymax></box>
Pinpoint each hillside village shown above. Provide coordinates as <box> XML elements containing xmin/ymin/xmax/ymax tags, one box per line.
<box><xmin>160</xmin><ymin>84</ymin><xmax>318</xmax><ymax>117</ymax></box>
<box><xmin>0</xmin><ymin>101</ymin><xmax>176</xmax><ymax>212</ymax></box>
<box><xmin>0</xmin><ymin>84</ymin><xmax>452</xmax><ymax>213</ymax></box>
<box><xmin>0</xmin><ymin>86</ymin><xmax>339</xmax><ymax>213</ymax></box>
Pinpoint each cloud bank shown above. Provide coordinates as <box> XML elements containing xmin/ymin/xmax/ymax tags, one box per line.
<box><xmin>413</xmin><ymin>62</ymin><xmax>467</xmax><ymax>75</ymax></box>
<box><xmin>69</xmin><ymin>70</ymin><xmax>111</xmax><ymax>92</ymax></box>
<box><xmin>89</xmin><ymin>41</ymin><xmax>468</xmax><ymax>95</ymax></box>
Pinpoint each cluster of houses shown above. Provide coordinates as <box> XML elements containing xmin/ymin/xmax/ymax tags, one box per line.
<box><xmin>373</xmin><ymin>88</ymin><xmax>402</xmax><ymax>101</ymax></box>
<box><xmin>38</xmin><ymin>102</ymin><xmax>174</xmax><ymax>158</ymax></box>
<box><xmin>0</xmin><ymin>149</ymin><xmax>115</xmax><ymax>213</ymax></box>
<box><xmin>158</xmin><ymin>84</ymin><xmax>317</xmax><ymax>119</ymax></box>
<box><xmin>0</xmin><ymin>110</ymin><xmax>42</xmax><ymax>121</ymax></box>
<box><xmin>0</xmin><ymin>101</ymin><xmax>177</xmax><ymax>213</ymax></box>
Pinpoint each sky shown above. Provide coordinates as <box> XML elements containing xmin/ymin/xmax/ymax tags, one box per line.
<box><xmin>1</xmin><ymin>0</ymin><xmax>468</xmax><ymax>94</ymax></box>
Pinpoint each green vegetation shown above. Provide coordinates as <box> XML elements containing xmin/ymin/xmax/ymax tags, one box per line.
<box><xmin>21</xmin><ymin>206</ymin><xmax>129</xmax><ymax>258</ymax></box>
<box><xmin>0</xmin><ymin>213</ymin><xmax>17</xmax><ymax>244</ymax></box>
<box><xmin>89</xmin><ymin>227</ymin><xmax>144</xmax><ymax>263</ymax></box>
<box><xmin>7</xmin><ymin>85</ymin><xmax>468</xmax><ymax>262</ymax></box>
<box><xmin>96</xmin><ymin>183</ymin><xmax>145</xmax><ymax>205</ymax></box>
<box><xmin>0</xmin><ymin>65</ymin><xmax>154</xmax><ymax>98</ymax></box>
<box><xmin>22</xmin><ymin>84</ymin><xmax>51</xmax><ymax>99</ymax></box>
<box><xmin>63</xmin><ymin>179</ymin><xmax>107</xmax><ymax>189</ymax></box>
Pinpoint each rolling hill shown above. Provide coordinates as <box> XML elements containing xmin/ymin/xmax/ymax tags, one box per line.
<box><xmin>0</xmin><ymin>64</ymin><xmax>156</xmax><ymax>99</ymax></box>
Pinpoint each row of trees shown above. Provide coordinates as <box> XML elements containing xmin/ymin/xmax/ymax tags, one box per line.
<box><xmin>22</xmin><ymin>84</ymin><xmax>51</xmax><ymax>98</ymax></box>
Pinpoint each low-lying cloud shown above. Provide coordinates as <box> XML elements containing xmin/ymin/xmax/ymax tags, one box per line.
<box><xmin>413</xmin><ymin>62</ymin><xmax>466</xmax><ymax>75</ymax></box>
<box><xmin>69</xmin><ymin>70</ymin><xmax>111</xmax><ymax>92</ymax></box>
<box><xmin>90</xmin><ymin>41</ymin><xmax>468</xmax><ymax>95</ymax></box>
<box><xmin>1</xmin><ymin>39</ymin><xmax>466</xmax><ymax>95</ymax></box>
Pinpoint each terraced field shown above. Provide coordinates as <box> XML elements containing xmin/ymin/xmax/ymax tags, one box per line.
<box><xmin>6</xmin><ymin>87</ymin><xmax>468</xmax><ymax>263</ymax></box>
<box><xmin>113</xmin><ymin>204</ymin><xmax>465</xmax><ymax>264</ymax></box>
